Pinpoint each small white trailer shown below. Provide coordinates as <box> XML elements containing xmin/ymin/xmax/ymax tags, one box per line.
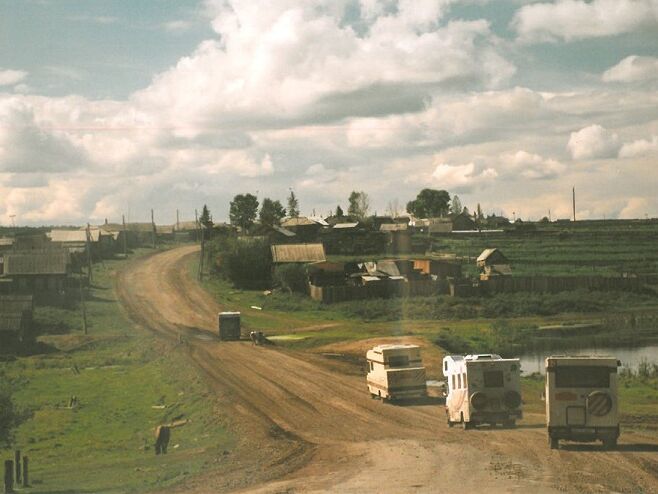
<box><xmin>366</xmin><ymin>344</ymin><xmax>427</xmax><ymax>401</ymax></box>
<box><xmin>545</xmin><ymin>356</ymin><xmax>620</xmax><ymax>449</ymax></box>
<box><xmin>443</xmin><ymin>354</ymin><xmax>522</xmax><ymax>429</ymax></box>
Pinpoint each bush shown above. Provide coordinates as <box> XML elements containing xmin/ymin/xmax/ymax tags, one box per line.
<box><xmin>218</xmin><ymin>237</ymin><xmax>272</xmax><ymax>289</ymax></box>
<box><xmin>273</xmin><ymin>264</ymin><xmax>308</xmax><ymax>294</ymax></box>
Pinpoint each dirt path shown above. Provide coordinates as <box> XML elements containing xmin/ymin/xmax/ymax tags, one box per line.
<box><xmin>116</xmin><ymin>245</ymin><xmax>658</xmax><ymax>493</ymax></box>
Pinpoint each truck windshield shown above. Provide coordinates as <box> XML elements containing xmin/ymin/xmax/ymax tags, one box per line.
<box><xmin>555</xmin><ymin>366</ymin><xmax>611</xmax><ymax>388</ymax></box>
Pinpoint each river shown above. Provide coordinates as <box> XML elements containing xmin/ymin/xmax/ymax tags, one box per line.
<box><xmin>519</xmin><ymin>344</ymin><xmax>658</xmax><ymax>375</ymax></box>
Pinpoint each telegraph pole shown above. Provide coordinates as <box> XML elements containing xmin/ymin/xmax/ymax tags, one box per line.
<box><xmin>572</xmin><ymin>187</ymin><xmax>576</xmax><ymax>222</ymax></box>
<box><xmin>85</xmin><ymin>223</ymin><xmax>93</xmax><ymax>282</ymax></box>
<box><xmin>151</xmin><ymin>209</ymin><xmax>156</xmax><ymax>249</ymax></box>
<box><xmin>122</xmin><ymin>214</ymin><xmax>128</xmax><ymax>258</ymax></box>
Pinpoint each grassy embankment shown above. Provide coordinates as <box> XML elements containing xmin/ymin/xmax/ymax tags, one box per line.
<box><xmin>1</xmin><ymin>250</ymin><xmax>232</xmax><ymax>494</ymax></box>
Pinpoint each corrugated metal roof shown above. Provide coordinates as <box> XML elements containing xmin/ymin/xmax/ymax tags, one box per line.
<box><xmin>3</xmin><ymin>250</ymin><xmax>70</xmax><ymax>275</ymax></box>
<box><xmin>333</xmin><ymin>222</ymin><xmax>359</xmax><ymax>229</ymax></box>
<box><xmin>271</xmin><ymin>243</ymin><xmax>326</xmax><ymax>263</ymax></box>
<box><xmin>380</xmin><ymin>223</ymin><xmax>408</xmax><ymax>232</ymax></box>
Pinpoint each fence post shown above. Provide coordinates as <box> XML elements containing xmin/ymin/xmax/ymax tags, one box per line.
<box><xmin>4</xmin><ymin>460</ymin><xmax>13</xmax><ymax>494</ymax></box>
<box><xmin>13</xmin><ymin>451</ymin><xmax>20</xmax><ymax>485</ymax></box>
<box><xmin>21</xmin><ymin>457</ymin><xmax>28</xmax><ymax>487</ymax></box>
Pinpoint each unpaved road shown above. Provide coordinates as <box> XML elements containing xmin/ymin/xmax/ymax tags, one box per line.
<box><xmin>117</xmin><ymin>245</ymin><xmax>658</xmax><ymax>493</ymax></box>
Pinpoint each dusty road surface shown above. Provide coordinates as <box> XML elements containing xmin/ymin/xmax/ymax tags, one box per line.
<box><xmin>117</xmin><ymin>245</ymin><xmax>658</xmax><ymax>494</ymax></box>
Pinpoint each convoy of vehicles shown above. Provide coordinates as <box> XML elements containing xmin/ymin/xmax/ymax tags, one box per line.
<box><xmin>545</xmin><ymin>356</ymin><xmax>621</xmax><ymax>449</ymax></box>
<box><xmin>364</xmin><ymin>345</ymin><xmax>621</xmax><ymax>449</ymax></box>
<box><xmin>366</xmin><ymin>344</ymin><xmax>427</xmax><ymax>401</ymax></box>
<box><xmin>443</xmin><ymin>354</ymin><xmax>523</xmax><ymax>429</ymax></box>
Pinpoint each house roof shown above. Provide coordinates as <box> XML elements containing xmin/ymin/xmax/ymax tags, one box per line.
<box><xmin>308</xmin><ymin>216</ymin><xmax>330</xmax><ymax>226</ymax></box>
<box><xmin>281</xmin><ymin>217</ymin><xmax>318</xmax><ymax>227</ymax></box>
<box><xmin>380</xmin><ymin>223</ymin><xmax>408</xmax><ymax>232</ymax></box>
<box><xmin>272</xmin><ymin>225</ymin><xmax>296</xmax><ymax>237</ymax></box>
<box><xmin>3</xmin><ymin>250</ymin><xmax>70</xmax><ymax>275</ymax></box>
<box><xmin>270</xmin><ymin>243</ymin><xmax>326</xmax><ymax>263</ymax></box>
<box><xmin>333</xmin><ymin>222</ymin><xmax>359</xmax><ymax>229</ymax></box>
<box><xmin>0</xmin><ymin>238</ymin><xmax>14</xmax><ymax>247</ymax></box>
<box><xmin>49</xmin><ymin>229</ymin><xmax>101</xmax><ymax>243</ymax></box>
<box><xmin>477</xmin><ymin>248</ymin><xmax>508</xmax><ymax>263</ymax></box>
<box><xmin>377</xmin><ymin>260</ymin><xmax>401</xmax><ymax>277</ymax></box>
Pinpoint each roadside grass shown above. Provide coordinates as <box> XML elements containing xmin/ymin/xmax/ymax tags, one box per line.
<box><xmin>1</xmin><ymin>250</ymin><xmax>232</xmax><ymax>494</ymax></box>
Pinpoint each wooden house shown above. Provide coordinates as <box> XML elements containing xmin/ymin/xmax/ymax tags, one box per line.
<box><xmin>281</xmin><ymin>217</ymin><xmax>323</xmax><ymax>241</ymax></box>
<box><xmin>1</xmin><ymin>250</ymin><xmax>70</xmax><ymax>294</ymax></box>
<box><xmin>477</xmin><ymin>248</ymin><xmax>511</xmax><ymax>279</ymax></box>
<box><xmin>0</xmin><ymin>294</ymin><xmax>34</xmax><ymax>350</ymax></box>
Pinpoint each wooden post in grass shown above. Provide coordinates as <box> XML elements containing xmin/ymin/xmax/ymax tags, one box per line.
<box><xmin>4</xmin><ymin>460</ymin><xmax>13</xmax><ymax>493</ymax></box>
<box><xmin>21</xmin><ymin>457</ymin><xmax>28</xmax><ymax>487</ymax></box>
<box><xmin>13</xmin><ymin>452</ymin><xmax>19</xmax><ymax>485</ymax></box>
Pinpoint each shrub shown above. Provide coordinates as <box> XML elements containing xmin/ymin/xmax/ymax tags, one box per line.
<box><xmin>273</xmin><ymin>264</ymin><xmax>309</xmax><ymax>294</ymax></box>
<box><xmin>219</xmin><ymin>238</ymin><xmax>272</xmax><ymax>289</ymax></box>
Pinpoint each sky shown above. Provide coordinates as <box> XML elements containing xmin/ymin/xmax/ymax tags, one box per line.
<box><xmin>0</xmin><ymin>0</ymin><xmax>657</xmax><ymax>225</ymax></box>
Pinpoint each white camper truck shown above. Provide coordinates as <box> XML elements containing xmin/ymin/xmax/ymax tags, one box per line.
<box><xmin>545</xmin><ymin>356</ymin><xmax>620</xmax><ymax>449</ymax></box>
<box><xmin>366</xmin><ymin>344</ymin><xmax>427</xmax><ymax>401</ymax></box>
<box><xmin>443</xmin><ymin>354</ymin><xmax>522</xmax><ymax>429</ymax></box>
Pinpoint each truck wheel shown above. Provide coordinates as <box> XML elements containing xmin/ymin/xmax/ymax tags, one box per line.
<box><xmin>549</xmin><ymin>436</ymin><xmax>559</xmax><ymax>450</ymax></box>
<box><xmin>462</xmin><ymin>415</ymin><xmax>473</xmax><ymax>430</ymax></box>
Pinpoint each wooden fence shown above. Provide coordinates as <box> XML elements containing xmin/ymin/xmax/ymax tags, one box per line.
<box><xmin>309</xmin><ymin>280</ymin><xmax>441</xmax><ymax>304</ymax></box>
<box><xmin>478</xmin><ymin>275</ymin><xmax>651</xmax><ymax>294</ymax></box>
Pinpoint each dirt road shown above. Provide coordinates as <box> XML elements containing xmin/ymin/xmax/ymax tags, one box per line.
<box><xmin>116</xmin><ymin>245</ymin><xmax>658</xmax><ymax>493</ymax></box>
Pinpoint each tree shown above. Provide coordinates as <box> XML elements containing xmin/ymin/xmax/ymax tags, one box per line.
<box><xmin>229</xmin><ymin>194</ymin><xmax>259</xmax><ymax>232</ymax></box>
<box><xmin>476</xmin><ymin>203</ymin><xmax>483</xmax><ymax>220</ymax></box>
<box><xmin>386</xmin><ymin>199</ymin><xmax>401</xmax><ymax>218</ymax></box>
<box><xmin>0</xmin><ymin>385</ymin><xmax>28</xmax><ymax>447</ymax></box>
<box><xmin>335</xmin><ymin>205</ymin><xmax>344</xmax><ymax>217</ymax></box>
<box><xmin>199</xmin><ymin>204</ymin><xmax>213</xmax><ymax>228</ymax></box>
<box><xmin>406</xmin><ymin>188</ymin><xmax>450</xmax><ymax>218</ymax></box>
<box><xmin>451</xmin><ymin>195</ymin><xmax>463</xmax><ymax>215</ymax></box>
<box><xmin>287</xmin><ymin>190</ymin><xmax>300</xmax><ymax>218</ymax></box>
<box><xmin>259</xmin><ymin>198</ymin><xmax>286</xmax><ymax>226</ymax></box>
<box><xmin>347</xmin><ymin>191</ymin><xmax>370</xmax><ymax>220</ymax></box>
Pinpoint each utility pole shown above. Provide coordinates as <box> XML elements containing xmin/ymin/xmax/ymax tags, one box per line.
<box><xmin>79</xmin><ymin>273</ymin><xmax>87</xmax><ymax>335</ymax></box>
<box><xmin>572</xmin><ymin>187</ymin><xmax>576</xmax><ymax>222</ymax></box>
<box><xmin>85</xmin><ymin>223</ymin><xmax>93</xmax><ymax>282</ymax></box>
<box><xmin>122</xmin><ymin>214</ymin><xmax>128</xmax><ymax>258</ymax></box>
<box><xmin>176</xmin><ymin>209</ymin><xmax>180</xmax><ymax>231</ymax></box>
<box><xmin>151</xmin><ymin>209</ymin><xmax>156</xmax><ymax>249</ymax></box>
<box><xmin>198</xmin><ymin>223</ymin><xmax>205</xmax><ymax>282</ymax></box>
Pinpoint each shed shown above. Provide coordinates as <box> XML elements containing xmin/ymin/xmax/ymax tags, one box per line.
<box><xmin>271</xmin><ymin>243</ymin><xmax>326</xmax><ymax>264</ymax></box>
<box><xmin>476</xmin><ymin>248</ymin><xmax>509</xmax><ymax>268</ymax></box>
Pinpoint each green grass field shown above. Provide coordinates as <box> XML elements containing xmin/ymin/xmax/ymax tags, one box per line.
<box><xmin>1</xmin><ymin>251</ymin><xmax>232</xmax><ymax>494</ymax></box>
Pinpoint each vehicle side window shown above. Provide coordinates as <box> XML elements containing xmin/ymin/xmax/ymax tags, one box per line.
<box><xmin>458</xmin><ymin>374</ymin><xmax>462</xmax><ymax>388</ymax></box>
<box><xmin>452</xmin><ymin>375</ymin><xmax>456</xmax><ymax>390</ymax></box>
<box><xmin>463</xmin><ymin>373</ymin><xmax>467</xmax><ymax>388</ymax></box>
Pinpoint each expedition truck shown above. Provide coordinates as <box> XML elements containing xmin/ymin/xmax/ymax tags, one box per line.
<box><xmin>366</xmin><ymin>344</ymin><xmax>427</xmax><ymax>401</ymax></box>
<box><xmin>545</xmin><ymin>356</ymin><xmax>620</xmax><ymax>449</ymax></box>
<box><xmin>443</xmin><ymin>354</ymin><xmax>522</xmax><ymax>429</ymax></box>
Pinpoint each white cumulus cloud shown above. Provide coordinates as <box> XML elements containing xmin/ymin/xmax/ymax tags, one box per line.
<box><xmin>619</xmin><ymin>136</ymin><xmax>658</xmax><ymax>158</ymax></box>
<box><xmin>512</xmin><ymin>0</ymin><xmax>658</xmax><ymax>43</ymax></box>
<box><xmin>603</xmin><ymin>55</ymin><xmax>658</xmax><ymax>83</ymax></box>
<box><xmin>0</xmin><ymin>69</ymin><xmax>28</xmax><ymax>86</ymax></box>
<box><xmin>567</xmin><ymin>124</ymin><xmax>620</xmax><ymax>160</ymax></box>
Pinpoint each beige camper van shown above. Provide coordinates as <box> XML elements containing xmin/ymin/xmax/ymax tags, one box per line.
<box><xmin>443</xmin><ymin>354</ymin><xmax>522</xmax><ymax>429</ymax></box>
<box><xmin>545</xmin><ymin>356</ymin><xmax>620</xmax><ymax>449</ymax></box>
<box><xmin>366</xmin><ymin>344</ymin><xmax>427</xmax><ymax>401</ymax></box>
